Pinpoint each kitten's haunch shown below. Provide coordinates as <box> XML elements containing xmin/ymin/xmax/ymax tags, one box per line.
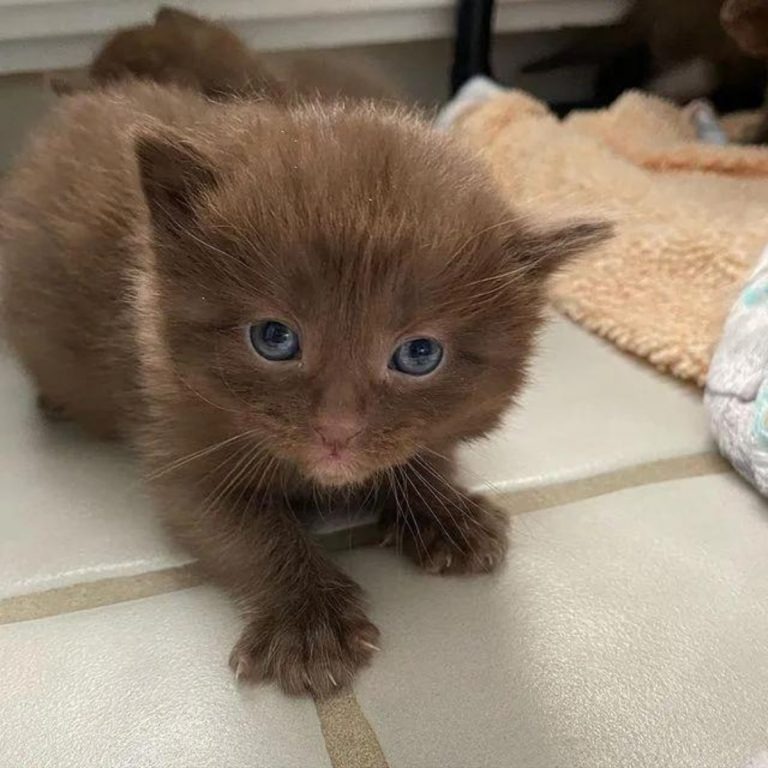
<box><xmin>0</xmin><ymin>82</ymin><xmax>610</xmax><ymax>696</ymax></box>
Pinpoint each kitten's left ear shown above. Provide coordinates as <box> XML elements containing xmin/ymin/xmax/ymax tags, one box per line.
<box><xmin>154</xmin><ymin>6</ymin><xmax>206</xmax><ymax>29</ymax></box>
<box><xmin>135</xmin><ymin>134</ymin><xmax>219</xmax><ymax>238</ymax></box>
<box><xmin>516</xmin><ymin>219</ymin><xmax>613</xmax><ymax>279</ymax></box>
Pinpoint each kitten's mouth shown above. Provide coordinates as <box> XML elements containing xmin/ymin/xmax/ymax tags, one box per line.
<box><xmin>306</xmin><ymin>447</ymin><xmax>368</xmax><ymax>488</ymax></box>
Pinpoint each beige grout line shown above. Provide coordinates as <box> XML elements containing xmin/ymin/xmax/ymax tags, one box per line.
<box><xmin>495</xmin><ymin>452</ymin><xmax>730</xmax><ymax>516</ymax></box>
<box><xmin>0</xmin><ymin>563</ymin><xmax>203</xmax><ymax>626</ymax></box>
<box><xmin>315</xmin><ymin>690</ymin><xmax>389</xmax><ymax>768</ymax></box>
<box><xmin>0</xmin><ymin>452</ymin><xmax>731</xmax><ymax>627</ymax></box>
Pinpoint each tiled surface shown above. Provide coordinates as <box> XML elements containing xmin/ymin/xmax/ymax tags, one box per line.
<box><xmin>0</xmin><ymin>586</ymin><xmax>330</xmax><ymax>768</ymax></box>
<box><xmin>0</xmin><ymin>317</ymin><xmax>712</xmax><ymax>599</ymax></box>
<box><xmin>344</xmin><ymin>473</ymin><xmax>768</xmax><ymax>768</ymax></box>
<box><xmin>459</xmin><ymin>317</ymin><xmax>713</xmax><ymax>492</ymax></box>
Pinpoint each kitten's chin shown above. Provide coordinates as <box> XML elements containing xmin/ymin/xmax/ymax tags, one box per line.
<box><xmin>308</xmin><ymin>459</ymin><xmax>370</xmax><ymax>489</ymax></box>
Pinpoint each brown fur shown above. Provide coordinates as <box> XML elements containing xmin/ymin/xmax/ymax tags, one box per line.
<box><xmin>0</xmin><ymin>82</ymin><xmax>609</xmax><ymax>696</ymax></box>
<box><xmin>62</xmin><ymin>6</ymin><xmax>399</xmax><ymax>104</ymax></box>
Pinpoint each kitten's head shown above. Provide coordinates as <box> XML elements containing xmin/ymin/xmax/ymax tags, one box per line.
<box><xmin>136</xmin><ymin>105</ymin><xmax>610</xmax><ymax>488</ymax></box>
<box><xmin>87</xmin><ymin>7</ymin><xmax>281</xmax><ymax>100</ymax></box>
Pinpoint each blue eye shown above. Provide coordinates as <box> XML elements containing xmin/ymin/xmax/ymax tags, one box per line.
<box><xmin>249</xmin><ymin>320</ymin><xmax>300</xmax><ymax>361</ymax></box>
<box><xmin>390</xmin><ymin>337</ymin><xmax>444</xmax><ymax>376</ymax></box>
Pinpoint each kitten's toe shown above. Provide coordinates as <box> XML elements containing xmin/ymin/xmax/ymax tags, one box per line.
<box><xmin>229</xmin><ymin>594</ymin><xmax>380</xmax><ymax>697</ymax></box>
<box><xmin>230</xmin><ymin>648</ymin><xmax>256</xmax><ymax>683</ymax></box>
<box><xmin>423</xmin><ymin>544</ymin><xmax>453</xmax><ymax>574</ymax></box>
<box><xmin>408</xmin><ymin>495</ymin><xmax>509</xmax><ymax>575</ymax></box>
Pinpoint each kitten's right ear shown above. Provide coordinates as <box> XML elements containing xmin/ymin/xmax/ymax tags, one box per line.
<box><xmin>516</xmin><ymin>219</ymin><xmax>613</xmax><ymax>280</ymax></box>
<box><xmin>135</xmin><ymin>135</ymin><xmax>218</xmax><ymax>237</ymax></box>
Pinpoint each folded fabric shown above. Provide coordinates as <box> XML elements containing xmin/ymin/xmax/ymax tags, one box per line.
<box><xmin>447</xmin><ymin>87</ymin><xmax>768</xmax><ymax>386</ymax></box>
<box><xmin>705</xmin><ymin>244</ymin><xmax>768</xmax><ymax>495</ymax></box>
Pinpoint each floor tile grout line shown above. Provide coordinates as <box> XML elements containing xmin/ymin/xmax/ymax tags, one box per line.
<box><xmin>496</xmin><ymin>452</ymin><xmax>730</xmax><ymax>516</ymax></box>
<box><xmin>315</xmin><ymin>691</ymin><xmax>389</xmax><ymax>768</ymax></box>
<box><xmin>0</xmin><ymin>451</ymin><xmax>730</xmax><ymax>626</ymax></box>
<box><xmin>0</xmin><ymin>563</ymin><xmax>203</xmax><ymax>626</ymax></box>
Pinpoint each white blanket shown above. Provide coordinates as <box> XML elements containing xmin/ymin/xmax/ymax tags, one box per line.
<box><xmin>705</xmin><ymin>244</ymin><xmax>768</xmax><ymax>494</ymax></box>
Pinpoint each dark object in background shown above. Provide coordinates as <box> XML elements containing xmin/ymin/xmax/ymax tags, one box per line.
<box><xmin>722</xmin><ymin>0</ymin><xmax>768</xmax><ymax>58</ymax></box>
<box><xmin>721</xmin><ymin>0</ymin><xmax>768</xmax><ymax>141</ymax></box>
<box><xmin>522</xmin><ymin>0</ymin><xmax>767</xmax><ymax>113</ymax></box>
<box><xmin>55</xmin><ymin>6</ymin><xmax>400</xmax><ymax>104</ymax></box>
<box><xmin>450</xmin><ymin>0</ymin><xmax>495</xmax><ymax>94</ymax></box>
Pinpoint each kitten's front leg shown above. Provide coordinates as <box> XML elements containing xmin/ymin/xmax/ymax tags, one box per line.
<box><xmin>382</xmin><ymin>455</ymin><xmax>509</xmax><ymax>575</ymax></box>
<box><xmin>164</xmin><ymin>486</ymin><xmax>379</xmax><ymax>697</ymax></box>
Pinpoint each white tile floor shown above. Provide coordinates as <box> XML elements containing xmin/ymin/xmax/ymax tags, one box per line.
<box><xmin>345</xmin><ymin>473</ymin><xmax>768</xmax><ymax>768</ymax></box>
<box><xmin>1</xmin><ymin>587</ymin><xmax>330</xmax><ymax>768</ymax></box>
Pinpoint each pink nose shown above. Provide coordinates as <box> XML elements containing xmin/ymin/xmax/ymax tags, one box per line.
<box><xmin>314</xmin><ymin>418</ymin><xmax>362</xmax><ymax>454</ymax></box>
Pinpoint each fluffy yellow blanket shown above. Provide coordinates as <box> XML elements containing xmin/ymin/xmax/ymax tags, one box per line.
<box><xmin>452</xmin><ymin>90</ymin><xmax>768</xmax><ymax>386</ymax></box>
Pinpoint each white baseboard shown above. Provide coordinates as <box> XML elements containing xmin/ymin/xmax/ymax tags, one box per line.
<box><xmin>0</xmin><ymin>0</ymin><xmax>627</xmax><ymax>75</ymax></box>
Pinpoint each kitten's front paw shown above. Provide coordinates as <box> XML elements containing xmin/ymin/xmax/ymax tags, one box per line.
<box><xmin>390</xmin><ymin>494</ymin><xmax>509</xmax><ymax>575</ymax></box>
<box><xmin>229</xmin><ymin>586</ymin><xmax>380</xmax><ymax>697</ymax></box>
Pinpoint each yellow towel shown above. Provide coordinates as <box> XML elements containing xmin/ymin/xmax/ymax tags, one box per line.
<box><xmin>452</xmin><ymin>90</ymin><xmax>768</xmax><ymax>386</ymax></box>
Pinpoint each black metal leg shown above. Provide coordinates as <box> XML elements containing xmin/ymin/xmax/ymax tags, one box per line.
<box><xmin>450</xmin><ymin>0</ymin><xmax>496</xmax><ymax>95</ymax></box>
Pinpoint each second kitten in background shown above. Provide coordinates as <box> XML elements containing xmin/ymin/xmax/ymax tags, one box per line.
<box><xmin>55</xmin><ymin>6</ymin><xmax>400</xmax><ymax>104</ymax></box>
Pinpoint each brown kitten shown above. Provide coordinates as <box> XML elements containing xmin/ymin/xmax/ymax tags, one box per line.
<box><xmin>0</xmin><ymin>82</ymin><xmax>610</xmax><ymax>696</ymax></box>
<box><xmin>80</xmin><ymin>6</ymin><xmax>398</xmax><ymax>104</ymax></box>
